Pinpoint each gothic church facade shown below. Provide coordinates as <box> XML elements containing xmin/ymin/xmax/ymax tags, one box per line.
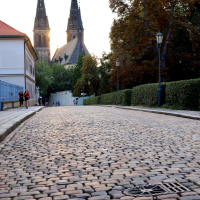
<box><xmin>33</xmin><ymin>0</ymin><xmax>51</xmax><ymax>65</ymax></box>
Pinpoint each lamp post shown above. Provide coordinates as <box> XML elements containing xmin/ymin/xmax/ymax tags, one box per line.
<box><xmin>88</xmin><ymin>81</ymin><xmax>90</xmax><ymax>104</ymax></box>
<box><xmin>156</xmin><ymin>31</ymin><xmax>163</xmax><ymax>106</ymax></box>
<box><xmin>99</xmin><ymin>73</ymin><xmax>101</xmax><ymax>104</ymax></box>
<box><xmin>116</xmin><ymin>59</ymin><xmax>120</xmax><ymax>104</ymax></box>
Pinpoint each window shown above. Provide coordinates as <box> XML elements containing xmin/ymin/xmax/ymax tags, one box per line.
<box><xmin>30</xmin><ymin>65</ymin><xmax>33</xmax><ymax>74</ymax></box>
<box><xmin>44</xmin><ymin>35</ymin><xmax>46</xmax><ymax>46</ymax></box>
<box><xmin>39</xmin><ymin>35</ymin><xmax>42</xmax><ymax>46</ymax></box>
<box><xmin>73</xmin><ymin>35</ymin><xmax>76</xmax><ymax>39</ymax></box>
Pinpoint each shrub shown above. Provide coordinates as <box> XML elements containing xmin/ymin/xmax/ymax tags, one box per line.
<box><xmin>131</xmin><ymin>83</ymin><xmax>166</xmax><ymax>107</ymax></box>
<box><xmin>84</xmin><ymin>96</ymin><xmax>99</xmax><ymax>105</ymax></box>
<box><xmin>165</xmin><ymin>79</ymin><xmax>200</xmax><ymax>110</ymax></box>
<box><xmin>83</xmin><ymin>89</ymin><xmax>132</xmax><ymax>106</ymax></box>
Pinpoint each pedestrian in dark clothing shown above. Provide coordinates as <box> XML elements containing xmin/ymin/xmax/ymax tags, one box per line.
<box><xmin>18</xmin><ymin>90</ymin><xmax>24</xmax><ymax>108</ymax></box>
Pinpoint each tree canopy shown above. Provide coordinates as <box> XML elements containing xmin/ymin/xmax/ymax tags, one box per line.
<box><xmin>109</xmin><ymin>0</ymin><xmax>200</xmax><ymax>87</ymax></box>
<box><xmin>73</xmin><ymin>54</ymin><xmax>99</xmax><ymax>97</ymax></box>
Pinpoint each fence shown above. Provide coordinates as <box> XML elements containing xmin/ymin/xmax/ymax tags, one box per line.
<box><xmin>0</xmin><ymin>80</ymin><xmax>23</xmax><ymax>110</ymax></box>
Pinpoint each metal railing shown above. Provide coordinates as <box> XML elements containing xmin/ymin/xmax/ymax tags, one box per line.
<box><xmin>0</xmin><ymin>80</ymin><xmax>23</xmax><ymax>110</ymax></box>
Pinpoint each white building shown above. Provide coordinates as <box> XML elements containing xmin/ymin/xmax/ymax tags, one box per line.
<box><xmin>0</xmin><ymin>20</ymin><xmax>37</xmax><ymax>105</ymax></box>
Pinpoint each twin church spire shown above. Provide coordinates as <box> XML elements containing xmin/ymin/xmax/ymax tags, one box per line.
<box><xmin>33</xmin><ymin>0</ymin><xmax>86</xmax><ymax>65</ymax></box>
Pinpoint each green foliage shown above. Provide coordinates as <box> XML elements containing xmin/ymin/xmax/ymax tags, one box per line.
<box><xmin>73</xmin><ymin>54</ymin><xmax>99</xmax><ymax>97</ymax></box>
<box><xmin>71</xmin><ymin>53</ymin><xmax>83</xmax><ymax>90</ymax></box>
<box><xmin>98</xmin><ymin>52</ymin><xmax>113</xmax><ymax>94</ymax></box>
<box><xmin>50</xmin><ymin>63</ymin><xmax>72</xmax><ymax>93</ymax></box>
<box><xmin>35</xmin><ymin>61</ymin><xmax>53</xmax><ymax>96</ymax></box>
<box><xmin>131</xmin><ymin>78</ymin><xmax>200</xmax><ymax>110</ymax></box>
<box><xmin>83</xmin><ymin>89</ymin><xmax>132</xmax><ymax>106</ymax></box>
<box><xmin>131</xmin><ymin>83</ymin><xmax>166</xmax><ymax>107</ymax></box>
<box><xmin>84</xmin><ymin>96</ymin><xmax>99</xmax><ymax>105</ymax></box>
<box><xmin>165</xmin><ymin>79</ymin><xmax>200</xmax><ymax>110</ymax></box>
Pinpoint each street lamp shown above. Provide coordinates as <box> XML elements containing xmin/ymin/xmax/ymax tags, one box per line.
<box><xmin>156</xmin><ymin>31</ymin><xmax>163</xmax><ymax>106</ymax></box>
<box><xmin>88</xmin><ymin>81</ymin><xmax>90</xmax><ymax>104</ymax></box>
<box><xmin>116</xmin><ymin>59</ymin><xmax>120</xmax><ymax>104</ymax></box>
<box><xmin>99</xmin><ymin>73</ymin><xmax>101</xmax><ymax>104</ymax></box>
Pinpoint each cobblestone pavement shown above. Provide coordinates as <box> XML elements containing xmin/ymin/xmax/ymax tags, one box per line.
<box><xmin>1</xmin><ymin>106</ymin><xmax>200</xmax><ymax>200</ymax></box>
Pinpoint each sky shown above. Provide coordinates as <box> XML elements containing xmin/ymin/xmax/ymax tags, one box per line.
<box><xmin>0</xmin><ymin>0</ymin><xmax>115</xmax><ymax>59</ymax></box>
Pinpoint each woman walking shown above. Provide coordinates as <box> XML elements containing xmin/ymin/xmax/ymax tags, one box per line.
<box><xmin>18</xmin><ymin>90</ymin><xmax>24</xmax><ymax>108</ymax></box>
<box><xmin>24</xmin><ymin>89</ymin><xmax>30</xmax><ymax>109</ymax></box>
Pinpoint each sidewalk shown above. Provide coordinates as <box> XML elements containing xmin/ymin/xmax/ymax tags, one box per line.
<box><xmin>0</xmin><ymin>106</ymin><xmax>43</xmax><ymax>142</ymax></box>
<box><xmin>103</xmin><ymin>105</ymin><xmax>200</xmax><ymax>120</ymax></box>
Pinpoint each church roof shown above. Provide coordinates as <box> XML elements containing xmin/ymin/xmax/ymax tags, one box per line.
<box><xmin>52</xmin><ymin>37</ymin><xmax>89</xmax><ymax>66</ymax></box>
<box><xmin>0</xmin><ymin>20</ymin><xmax>26</xmax><ymax>36</ymax></box>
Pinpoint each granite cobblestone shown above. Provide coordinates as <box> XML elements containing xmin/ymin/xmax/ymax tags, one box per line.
<box><xmin>0</xmin><ymin>106</ymin><xmax>200</xmax><ymax>199</ymax></box>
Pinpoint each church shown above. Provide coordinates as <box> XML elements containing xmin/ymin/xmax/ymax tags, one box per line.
<box><xmin>33</xmin><ymin>0</ymin><xmax>89</xmax><ymax>68</ymax></box>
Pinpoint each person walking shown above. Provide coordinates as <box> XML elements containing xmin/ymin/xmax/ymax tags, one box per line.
<box><xmin>18</xmin><ymin>90</ymin><xmax>24</xmax><ymax>108</ymax></box>
<box><xmin>24</xmin><ymin>89</ymin><xmax>30</xmax><ymax>109</ymax></box>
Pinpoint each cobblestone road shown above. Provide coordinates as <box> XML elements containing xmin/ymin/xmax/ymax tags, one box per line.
<box><xmin>1</xmin><ymin>106</ymin><xmax>200</xmax><ymax>200</ymax></box>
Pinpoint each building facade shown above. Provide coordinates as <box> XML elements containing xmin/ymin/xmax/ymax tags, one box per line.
<box><xmin>52</xmin><ymin>0</ymin><xmax>89</xmax><ymax>68</ymax></box>
<box><xmin>0</xmin><ymin>20</ymin><xmax>37</xmax><ymax>106</ymax></box>
<box><xmin>33</xmin><ymin>0</ymin><xmax>51</xmax><ymax>64</ymax></box>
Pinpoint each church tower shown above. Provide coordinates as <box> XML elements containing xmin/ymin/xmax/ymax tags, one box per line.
<box><xmin>33</xmin><ymin>0</ymin><xmax>51</xmax><ymax>64</ymax></box>
<box><xmin>67</xmin><ymin>0</ymin><xmax>84</xmax><ymax>43</ymax></box>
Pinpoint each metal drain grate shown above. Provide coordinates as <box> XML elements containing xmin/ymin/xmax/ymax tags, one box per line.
<box><xmin>124</xmin><ymin>181</ymin><xmax>191</xmax><ymax>198</ymax></box>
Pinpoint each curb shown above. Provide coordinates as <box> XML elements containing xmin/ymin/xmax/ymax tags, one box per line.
<box><xmin>103</xmin><ymin>105</ymin><xmax>200</xmax><ymax>121</ymax></box>
<box><xmin>0</xmin><ymin>107</ymin><xmax>43</xmax><ymax>142</ymax></box>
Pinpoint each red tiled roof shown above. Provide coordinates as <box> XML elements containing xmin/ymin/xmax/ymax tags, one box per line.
<box><xmin>0</xmin><ymin>20</ymin><xmax>26</xmax><ymax>36</ymax></box>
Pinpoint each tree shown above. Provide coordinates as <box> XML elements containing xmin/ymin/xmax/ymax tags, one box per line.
<box><xmin>71</xmin><ymin>53</ymin><xmax>83</xmax><ymax>90</ymax></box>
<box><xmin>50</xmin><ymin>63</ymin><xmax>72</xmax><ymax>93</ymax></box>
<box><xmin>73</xmin><ymin>54</ymin><xmax>98</xmax><ymax>97</ymax></box>
<box><xmin>35</xmin><ymin>61</ymin><xmax>53</xmax><ymax>97</ymax></box>
<box><xmin>109</xmin><ymin>0</ymin><xmax>200</xmax><ymax>87</ymax></box>
<box><xmin>98</xmin><ymin>52</ymin><xmax>113</xmax><ymax>94</ymax></box>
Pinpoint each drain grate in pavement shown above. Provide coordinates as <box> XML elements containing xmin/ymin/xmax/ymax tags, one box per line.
<box><xmin>124</xmin><ymin>181</ymin><xmax>191</xmax><ymax>198</ymax></box>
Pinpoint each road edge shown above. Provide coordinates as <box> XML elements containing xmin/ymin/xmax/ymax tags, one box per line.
<box><xmin>102</xmin><ymin>105</ymin><xmax>200</xmax><ymax>121</ymax></box>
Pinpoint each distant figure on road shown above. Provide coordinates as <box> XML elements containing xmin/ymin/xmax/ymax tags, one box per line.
<box><xmin>38</xmin><ymin>97</ymin><xmax>42</xmax><ymax>106</ymax></box>
<box><xmin>76</xmin><ymin>99</ymin><xmax>78</xmax><ymax>106</ymax></box>
<box><xmin>56</xmin><ymin>101</ymin><xmax>58</xmax><ymax>106</ymax></box>
<box><xmin>18</xmin><ymin>90</ymin><xmax>24</xmax><ymax>109</ymax></box>
<box><xmin>58</xmin><ymin>101</ymin><xmax>60</xmax><ymax>106</ymax></box>
<box><xmin>73</xmin><ymin>100</ymin><xmax>75</xmax><ymax>106</ymax></box>
<box><xmin>42</xmin><ymin>97</ymin><xmax>45</xmax><ymax>106</ymax></box>
<box><xmin>24</xmin><ymin>89</ymin><xmax>30</xmax><ymax>109</ymax></box>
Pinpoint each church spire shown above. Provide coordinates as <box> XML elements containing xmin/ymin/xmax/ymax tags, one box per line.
<box><xmin>34</xmin><ymin>0</ymin><xmax>50</xmax><ymax>30</ymax></box>
<box><xmin>67</xmin><ymin>0</ymin><xmax>84</xmax><ymax>43</ymax></box>
<box><xmin>33</xmin><ymin>0</ymin><xmax>51</xmax><ymax>64</ymax></box>
<box><xmin>77</xmin><ymin>6</ymin><xmax>83</xmax><ymax>30</ymax></box>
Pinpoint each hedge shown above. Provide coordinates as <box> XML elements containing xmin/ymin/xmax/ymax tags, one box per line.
<box><xmin>165</xmin><ymin>79</ymin><xmax>200</xmax><ymax>110</ymax></box>
<box><xmin>84</xmin><ymin>96</ymin><xmax>99</xmax><ymax>105</ymax></box>
<box><xmin>131</xmin><ymin>83</ymin><xmax>166</xmax><ymax>107</ymax></box>
<box><xmin>83</xmin><ymin>89</ymin><xmax>132</xmax><ymax>106</ymax></box>
<box><xmin>84</xmin><ymin>78</ymin><xmax>200</xmax><ymax>109</ymax></box>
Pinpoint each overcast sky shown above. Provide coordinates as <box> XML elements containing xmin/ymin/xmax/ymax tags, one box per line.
<box><xmin>0</xmin><ymin>0</ymin><xmax>115</xmax><ymax>59</ymax></box>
